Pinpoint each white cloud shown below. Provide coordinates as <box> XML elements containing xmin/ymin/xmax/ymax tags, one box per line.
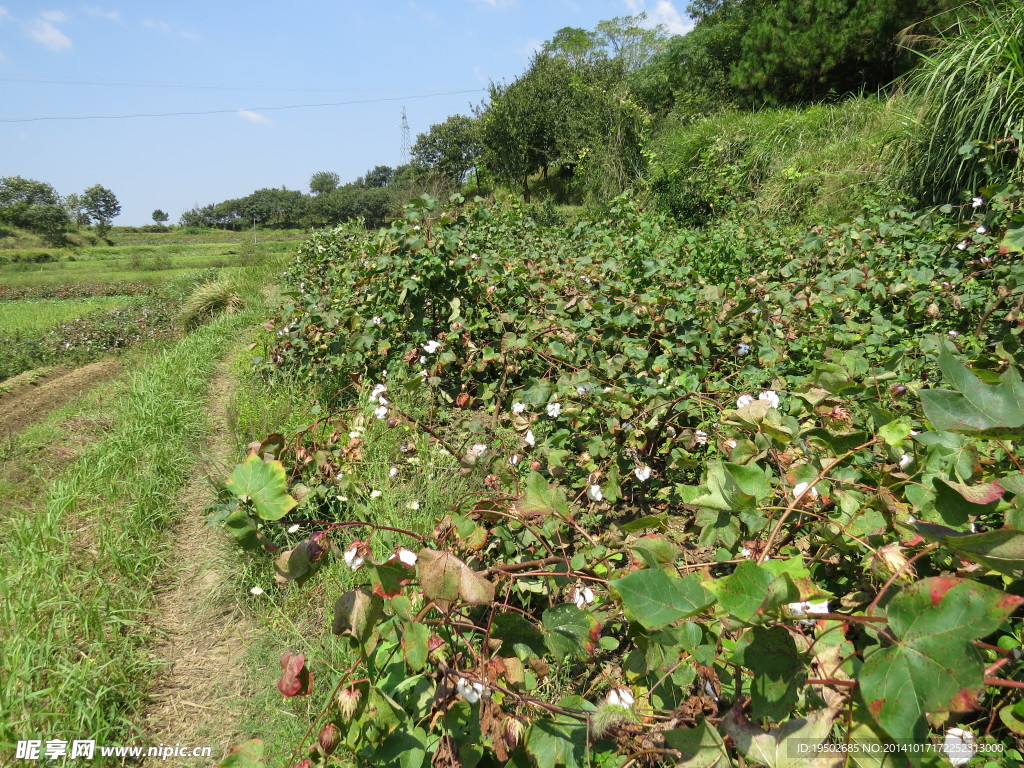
<box><xmin>83</xmin><ymin>7</ymin><xmax>120</xmax><ymax>21</ymax></box>
<box><xmin>28</xmin><ymin>18</ymin><xmax>72</xmax><ymax>50</ymax></box>
<box><xmin>623</xmin><ymin>0</ymin><xmax>693</xmax><ymax>35</ymax></box>
<box><xmin>181</xmin><ymin>29</ymin><xmax>200</xmax><ymax>40</ymax></box>
<box><xmin>238</xmin><ymin>109</ymin><xmax>272</xmax><ymax>124</ymax></box>
<box><xmin>473</xmin><ymin>0</ymin><xmax>516</xmax><ymax>6</ymax></box>
<box><xmin>0</xmin><ymin>7</ymin><xmax>10</xmax><ymax>20</ymax></box>
<box><xmin>521</xmin><ymin>37</ymin><xmax>543</xmax><ymax>58</ymax></box>
<box><xmin>40</xmin><ymin>10</ymin><xmax>67</xmax><ymax>23</ymax></box>
<box><xmin>142</xmin><ymin>18</ymin><xmax>171</xmax><ymax>32</ymax></box>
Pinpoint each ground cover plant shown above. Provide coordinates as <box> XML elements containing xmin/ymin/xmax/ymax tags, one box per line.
<box><xmin>213</xmin><ymin>186</ymin><xmax>1024</xmax><ymax>767</ymax></box>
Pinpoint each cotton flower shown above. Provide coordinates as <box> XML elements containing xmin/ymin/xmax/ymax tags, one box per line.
<box><xmin>249</xmin><ymin>586</ymin><xmax>265</xmax><ymax>595</ymax></box>
<box><xmin>397</xmin><ymin>548</ymin><xmax>418</xmax><ymax>567</ymax></box>
<box><xmin>287</xmin><ymin>524</ymin><xmax>301</xmax><ymax>534</ymax></box>
<box><xmin>737</xmin><ymin>342</ymin><xmax>750</xmax><ymax>356</ymax></box>
<box><xmin>736</xmin><ymin>394</ymin><xmax>754</xmax><ymax>409</ymax></box>
<box><xmin>422</xmin><ymin>340</ymin><xmax>441</xmax><ymax>354</ymax></box>
<box><xmin>572</xmin><ymin>586</ymin><xmax>595</xmax><ymax>608</ymax></box>
<box><xmin>606</xmin><ymin>687</ymin><xmax>635</xmax><ymax>709</ymax></box>
<box><xmin>524</xmin><ymin>430</ymin><xmax>536</xmax><ymax>447</ymax></box>
<box><xmin>370</xmin><ymin>490</ymin><xmax>382</xmax><ymax>498</ymax></box>
<box><xmin>971</xmin><ymin>196</ymin><xmax>984</xmax><ymax>208</ymax></box>
<box><xmin>546</xmin><ymin>402</ymin><xmax>562</xmax><ymax>418</ymax></box>
<box><xmin>758</xmin><ymin>390</ymin><xmax>780</xmax><ymax>409</ymax></box>
<box><xmin>634</xmin><ymin>465</ymin><xmax>652</xmax><ymax>482</ymax></box>
<box><xmin>374</xmin><ymin>405</ymin><xmax>389</xmax><ymax>419</ymax></box>
<box><xmin>343</xmin><ymin>545</ymin><xmax>365</xmax><ymax>571</ymax></box>
<box><xmin>512</xmin><ymin>402</ymin><xmax>527</xmax><ymax>414</ymax></box>
<box><xmin>942</xmin><ymin>728</ymin><xmax>976</xmax><ymax>767</ymax></box>
<box><xmin>456</xmin><ymin>678</ymin><xmax>487</xmax><ymax>704</ymax></box>
<box><xmin>694</xmin><ymin>430</ymin><xmax>709</xmax><ymax>445</ymax></box>
<box><xmin>792</xmin><ymin>482</ymin><xmax>819</xmax><ymax>501</ymax></box>
<box><xmin>587</xmin><ymin>484</ymin><xmax>603</xmax><ymax>502</ymax></box>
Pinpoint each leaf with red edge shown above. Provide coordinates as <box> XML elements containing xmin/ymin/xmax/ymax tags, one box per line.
<box><xmin>937</xmin><ymin>478</ymin><xmax>1005</xmax><ymax>505</ymax></box>
<box><xmin>858</xmin><ymin>577</ymin><xmax>1023</xmax><ymax>741</ymax></box>
<box><xmin>417</xmin><ymin>548</ymin><xmax>494</xmax><ymax>608</ymax></box>
<box><xmin>278</xmin><ymin>653</ymin><xmax>313</xmax><ymax>697</ymax></box>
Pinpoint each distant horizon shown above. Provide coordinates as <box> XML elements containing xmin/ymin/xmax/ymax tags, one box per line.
<box><xmin>0</xmin><ymin>0</ymin><xmax>692</xmax><ymax>225</ymax></box>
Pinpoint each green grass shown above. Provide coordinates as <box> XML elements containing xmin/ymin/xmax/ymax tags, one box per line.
<box><xmin>0</xmin><ymin>296</ymin><xmax>132</xmax><ymax>335</ymax></box>
<box><xmin>648</xmin><ymin>95</ymin><xmax>907</xmax><ymax>223</ymax></box>
<box><xmin>0</xmin><ymin>275</ymin><xmax>270</xmax><ymax>756</ymax></box>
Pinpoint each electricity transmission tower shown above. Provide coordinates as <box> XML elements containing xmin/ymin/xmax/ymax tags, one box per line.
<box><xmin>400</xmin><ymin>107</ymin><xmax>411</xmax><ymax>165</ymax></box>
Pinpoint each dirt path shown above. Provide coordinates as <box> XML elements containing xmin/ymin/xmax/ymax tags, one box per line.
<box><xmin>142</xmin><ymin>361</ymin><xmax>250</xmax><ymax>764</ymax></box>
<box><xmin>0</xmin><ymin>360</ymin><xmax>121</xmax><ymax>437</ymax></box>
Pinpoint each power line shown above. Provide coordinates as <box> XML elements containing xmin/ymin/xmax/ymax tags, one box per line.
<box><xmin>0</xmin><ymin>88</ymin><xmax>485</xmax><ymax>124</ymax></box>
<box><xmin>0</xmin><ymin>75</ymin><xmax>414</xmax><ymax>94</ymax></box>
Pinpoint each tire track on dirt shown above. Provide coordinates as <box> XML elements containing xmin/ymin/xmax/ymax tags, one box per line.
<box><xmin>0</xmin><ymin>360</ymin><xmax>121</xmax><ymax>437</ymax></box>
<box><xmin>142</xmin><ymin>359</ymin><xmax>250</xmax><ymax>764</ymax></box>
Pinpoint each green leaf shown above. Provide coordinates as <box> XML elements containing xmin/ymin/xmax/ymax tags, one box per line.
<box><xmin>712</xmin><ymin>561</ymin><xmax>797</xmax><ymax>623</ymax></box>
<box><xmin>918</xmin><ymin>345</ymin><xmax>1024</xmax><ymax>438</ymax></box>
<box><xmin>541</xmin><ymin>604</ymin><xmax>599</xmax><ymax>662</ymax></box>
<box><xmin>732</xmin><ymin>626</ymin><xmax>805</xmax><ymax>721</ymax></box>
<box><xmin>224</xmin><ymin>453</ymin><xmax>298</xmax><ymax>521</ymax></box>
<box><xmin>662</xmin><ymin>722</ymin><xmax>733</xmax><ymax>768</ymax></box>
<box><xmin>332</xmin><ymin>588</ymin><xmax>384</xmax><ymax>647</ymax></box>
<box><xmin>721</xmin><ymin>707</ymin><xmax>840</xmax><ymax>768</ymax></box>
<box><xmin>401</xmin><ymin>620</ymin><xmax>430</xmax><ymax>672</ymax></box>
<box><xmin>912</xmin><ymin>522</ymin><xmax>1024</xmax><ymax>575</ymax></box>
<box><xmin>377</xmin><ymin>726</ymin><xmax>429</xmax><ymax>768</ymax></box>
<box><xmin>491</xmin><ymin>612</ymin><xmax>546</xmax><ymax>659</ymax></box>
<box><xmin>525</xmin><ymin>718</ymin><xmax>588</xmax><ymax>768</ymax></box>
<box><xmin>878</xmin><ymin>419</ymin><xmax>912</xmax><ymax>446</ymax></box>
<box><xmin>224</xmin><ymin>508</ymin><xmax>261</xmax><ymax>550</ymax></box>
<box><xmin>610</xmin><ymin>569</ymin><xmax>713</xmax><ymax>630</ymax></box>
<box><xmin>859</xmin><ymin>577</ymin><xmax>1024</xmax><ymax>740</ymax></box>
<box><xmin>218</xmin><ymin>740</ymin><xmax>265</xmax><ymax>768</ymax></box>
<box><xmin>1001</xmin><ymin>219</ymin><xmax>1024</xmax><ymax>253</ymax></box>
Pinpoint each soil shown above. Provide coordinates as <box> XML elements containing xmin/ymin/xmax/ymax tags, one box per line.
<box><xmin>0</xmin><ymin>360</ymin><xmax>121</xmax><ymax>437</ymax></box>
<box><xmin>141</xmin><ymin>363</ymin><xmax>251</xmax><ymax>765</ymax></box>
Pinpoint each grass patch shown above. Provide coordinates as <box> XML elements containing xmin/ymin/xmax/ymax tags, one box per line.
<box><xmin>0</xmin><ymin>296</ymin><xmax>132</xmax><ymax>336</ymax></box>
<box><xmin>0</xmin><ymin>286</ymin><xmax>269</xmax><ymax>754</ymax></box>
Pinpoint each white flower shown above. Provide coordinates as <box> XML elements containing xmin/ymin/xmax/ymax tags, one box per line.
<box><xmin>374</xmin><ymin>405</ymin><xmax>389</xmax><ymax>419</ymax></box>
<box><xmin>397</xmin><ymin>548</ymin><xmax>418</xmax><ymax>567</ymax></box>
<box><xmin>606</xmin><ymin>687</ymin><xmax>635</xmax><ymax>709</ymax></box>
<box><xmin>287</xmin><ymin>524</ymin><xmax>301</xmax><ymax>534</ymax></box>
<box><xmin>976</xmin><ymin>225</ymin><xmax>988</xmax><ymax>234</ymax></box>
<box><xmin>423</xmin><ymin>340</ymin><xmax>441</xmax><ymax>354</ymax></box>
<box><xmin>898</xmin><ymin>454</ymin><xmax>913</xmax><ymax>469</ymax></box>
<box><xmin>249</xmin><ymin>586</ymin><xmax>265</xmax><ymax>595</ymax></box>
<box><xmin>389</xmin><ymin>467</ymin><xmax>399</xmax><ymax>477</ymax></box>
<box><xmin>348</xmin><ymin>430</ymin><xmax>362</xmax><ymax>439</ymax></box>
<box><xmin>456</xmin><ymin>677</ymin><xmax>487</xmax><ymax>704</ymax></box>
<box><xmin>406</xmin><ymin>500</ymin><xmax>420</xmax><ymax>510</ymax></box>
<box><xmin>792</xmin><ymin>482</ymin><xmax>820</xmax><ymax>501</ymax></box>
<box><xmin>736</xmin><ymin>394</ymin><xmax>754</xmax><ymax>409</ymax></box>
<box><xmin>758</xmin><ymin>390</ymin><xmax>780</xmax><ymax>409</ymax></box>
<box><xmin>512</xmin><ymin>402</ymin><xmax>526</xmax><ymax>414</ymax></box>
<box><xmin>694</xmin><ymin>429</ymin><xmax>709</xmax><ymax>445</ymax></box>
<box><xmin>737</xmin><ymin>342</ymin><xmax>750</xmax><ymax>356</ymax></box>
<box><xmin>372</xmin><ymin>316</ymin><xmax>383</xmax><ymax>325</ymax></box>
<box><xmin>343</xmin><ymin>546</ymin><xmax>365</xmax><ymax>571</ymax></box>
<box><xmin>370</xmin><ymin>489</ymin><xmax>382</xmax><ymax>498</ymax></box>
<box><xmin>524</xmin><ymin>430</ymin><xmax>536</xmax><ymax>447</ymax></box>
<box><xmin>587</xmin><ymin>484</ymin><xmax>603</xmax><ymax>502</ymax></box>
<box><xmin>957</xmin><ymin>240</ymin><xmax>969</xmax><ymax>251</ymax></box>
<box><xmin>546</xmin><ymin>402</ymin><xmax>562</xmax><ymax>418</ymax></box>
<box><xmin>634</xmin><ymin>466</ymin><xmax>652</xmax><ymax>482</ymax></box>
<box><xmin>942</xmin><ymin>728</ymin><xmax>976</xmax><ymax>767</ymax></box>
<box><xmin>971</xmin><ymin>196</ymin><xmax>984</xmax><ymax>208</ymax></box>
<box><xmin>572</xmin><ymin>586</ymin><xmax>595</xmax><ymax>608</ymax></box>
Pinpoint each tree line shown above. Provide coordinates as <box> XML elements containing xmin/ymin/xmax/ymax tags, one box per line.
<box><xmin>0</xmin><ymin>177</ymin><xmax>122</xmax><ymax>241</ymax></box>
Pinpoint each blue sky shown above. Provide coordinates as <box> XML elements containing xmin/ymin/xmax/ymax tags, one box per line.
<box><xmin>0</xmin><ymin>1</ymin><xmax>691</xmax><ymax>225</ymax></box>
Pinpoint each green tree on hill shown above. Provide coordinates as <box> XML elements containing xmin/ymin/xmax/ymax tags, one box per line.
<box><xmin>82</xmin><ymin>184</ymin><xmax>121</xmax><ymax>238</ymax></box>
<box><xmin>309</xmin><ymin>171</ymin><xmax>340</xmax><ymax>196</ymax></box>
<box><xmin>411</xmin><ymin>115</ymin><xmax>482</xmax><ymax>187</ymax></box>
<box><xmin>0</xmin><ymin>176</ymin><xmax>70</xmax><ymax>241</ymax></box>
<box><xmin>152</xmin><ymin>209</ymin><xmax>169</xmax><ymax>226</ymax></box>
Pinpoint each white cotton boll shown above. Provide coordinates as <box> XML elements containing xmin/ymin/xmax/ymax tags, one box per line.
<box><xmin>510</xmin><ymin>454</ymin><xmax>521</xmax><ymax>466</ymax></box>
<box><xmin>972</xmin><ymin>196</ymin><xmax>984</xmax><ymax>208</ymax></box>
<box><xmin>942</xmin><ymin>728</ymin><xmax>976</xmax><ymax>767</ymax></box>
<box><xmin>374</xmin><ymin>405</ymin><xmax>389</xmax><ymax>419</ymax></box>
<box><xmin>469</xmin><ymin>443</ymin><xmax>488</xmax><ymax>459</ymax></box>
<box><xmin>287</xmin><ymin>524</ymin><xmax>301</xmax><ymax>534</ymax></box>
<box><xmin>587</xmin><ymin>484</ymin><xmax>603</xmax><ymax>502</ymax></box>
<box><xmin>736</xmin><ymin>394</ymin><xmax>754</xmax><ymax>408</ymax></box>
<box><xmin>422</xmin><ymin>340</ymin><xmax>441</xmax><ymax>354</ymax></box>
<box><xmin>737</xmin><ymin>342</ymin><xmax>750</xmax><ymax>356</ymax></box>
<box><xmin>948</xmin><ymin>330</ymin><xmax>959</xmax><ymax>338</ymax></box>
<box><xmin>727</xmin><ymin>439</ymin><xmax>738</xmax><ymax>449</ymax></box>
<box><xmin>788</xmin><ymin>599</ymin><xmax>829</xmax><ymax>626</ymax></box>
<box><xmin>512</xmin><ymin>402</ymin><xmax>527</xmax><ymax>414</ymax></box>
<box><xmin>343</xmin><ymin>547</ymin><xmax>364</xmax><ymax>571</ymax></box>
<box><xmin>694</xmin><ymin>430</ymin><xmax>709</xmax><ymax>445</ymax></box>
<box><xmin>703</xmin><ymin>681</ymin><xmax>719</xmax><ymax>701</ymax></box>
<box><xmin>976</xmin><ymin>225</ymin><xmax>988</xmax><ymax>234</ymax></box>
<box><xmin>792</xmin><ymin>482</ymin><xmax>819</xmax><ymax>500</ymax></box>
<box><xmin>397</xmin><ymin>548</ymin><xmax>418</xmax><ymax>567</ymax></box>
<box><xmin>606</xmin><ymin>687</ymin><xmax>635</xmax><ymax>709</ymax></box>
<box><xmin>634</xmin><ymin>465</ymin><xmax>652</xmax><ymax>482</ymax></box>
<box><xmin>456</xmin><ymin>677</ymin><xmax>486</xmax><ymax>704</ymax></box>
<box><xmin>957</xmin><ymin>240</ymin><xmax>969</xmax><ymax>251</ymax></box>
<box><xmin>546</xmin><ymin>402</ymin><xmax>562</xmax><ymax>418</ymax></box>
<box><xmin>372</xmin><ymin>316</ymin><xmax>383</xmax><ymax>325</ymax></box>
<box><xmin>524</xmin><ymin>430</ymin><xmax>536</xmax><ymax>447</ymax></box>
<box><xmin>572</xmin><ymin>586</ymin><xmax>595</xmax><ymax>609</ymax></box>
<box><xmin>758</xmin><ymin>390</ymin><xmax>780</xmax><ymax>409</ymax></box>
<box><xmin>389</xmin><ymin>467</ymin><xmax>399</xmax><ymax>477</ymax></box>
<box><xmin>899</xmin><ymin>454</ymin><xmax>913</xmax><ymax>469</ymax></box>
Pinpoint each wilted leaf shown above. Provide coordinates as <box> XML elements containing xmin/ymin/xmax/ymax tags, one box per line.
<box><xmin>332</xmin><ymin>588</ymin><xmax>384</xmax><ymax>646</ymax></box>
<box><xmin>721</xmin><ymin>706</ymin><xmax>840</xmax><ymax>768</ymax></box>
<box><xmin>417</xmin><ymin>549</ymin><xmax>494</xmax><ymax>608</ymax></box>
<box><xmin>278</xmin><ymin>652</ymin><xmax>313</xmax><ymax>697</ymax></box>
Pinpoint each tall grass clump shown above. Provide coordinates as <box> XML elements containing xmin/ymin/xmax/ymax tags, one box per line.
<box><xmin>178</xmin><ymin>278</ymin><xmax>244</xmax><ymax>329</ymax></box>
<box><xmin>898</xmin><ymin>0</ymin><xmax>1024</xmax><ymax>202</ymax></box>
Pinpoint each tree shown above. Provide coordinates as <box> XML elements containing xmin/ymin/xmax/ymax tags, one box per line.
<box><xmin>361</xmin><ymin>165</ymin><xmax>395</xmax><ymax>188</ymax></box>
<box><xmin>152</xmin><ymin>209</ymin><xmax>170</xmax><ymax>226</ymax></box>
<box><xmin>82</xmin><ymin>184</ymin><xmax>121</xmax><ymax>238</ymax></box>
<box><xmin>411</xmin><ymin>115</ymin><xmax>482</xmax><ymax>186</ymax></box>
<box><xmin>309</xmin><ymin>171</ymin><xmax>340</xmax><ymax>196</ymax></box>
<box><xmin>0</xmin><ymin>176</ymin><xmax>70</xmax><ymax>240</ymax></box>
